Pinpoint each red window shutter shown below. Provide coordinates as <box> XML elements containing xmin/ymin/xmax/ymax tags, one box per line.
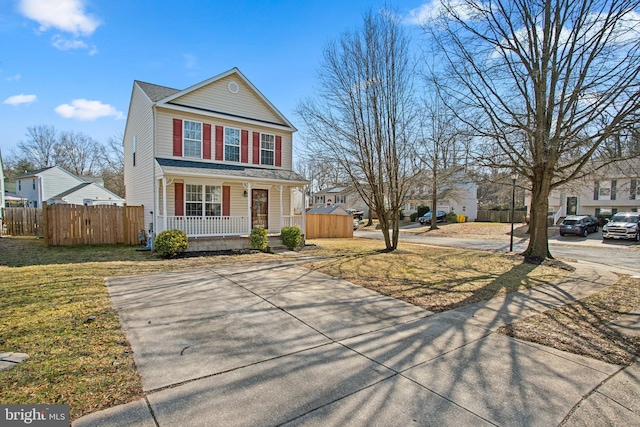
<box><xmin>275</xmin><ymin>136</ymin><xmax>282</xmax><ymax>167</ymax></box>
<box><xmin>203</xmin><ymin>124</ymin><xmax>212</xmax><ymax>159</ymax></box>
<box><xmin>173</xmin><ymin>119</ymin><xmax>182</xmax><ymax>157</ymax></box>
<box><xmin>215</xmin><ymin>126</ymin><xmax>224</xmax><ymax>160</ymax></box>
<box><xmin>222</xmin><ymin>186</ymin><xmax>230</xmax><ymax>216</ymax></box>
<box><xmin>241</xmin><ymin>130</ymin><xmax>249</xmax><ymax>163</ymax></box>
<box><xmin>174</xmin><ymin>183</ymin><xmax>184</xmax><ymax>216</ymax></box>
<box><xmin>252</xmin><ymin>132</ymin><xmax>260</xmax><ymax>164</ymax></box>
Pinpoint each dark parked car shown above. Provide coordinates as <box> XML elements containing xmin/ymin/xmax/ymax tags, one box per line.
<box><xmin>559</xmin><ymin>215</ymin><xmax>599</xmax><ymax>237</ymax></box>
<box><xmin>419</xmin><ymin>210</ymin><xmax>447</xmax><ymax>225</ymax></box>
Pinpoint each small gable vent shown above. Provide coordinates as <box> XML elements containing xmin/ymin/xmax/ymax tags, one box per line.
<box><xmin>228</xmin><ymin>81</ymin><xmax>239</xmax><ymax>94</ymax></box>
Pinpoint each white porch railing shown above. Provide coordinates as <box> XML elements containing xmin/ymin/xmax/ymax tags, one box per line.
<box><xmin>282</xmin><ymin>215</ymin><xmax>304</xmax><ymax>230</ymax></box>
<box><xmin>157</xmin><ymin>216</ymin><xmax>249</xmax><ymax>237</ymax></box>
<box><xmin>553</xmin><ymin>207</ymin><xmax>563</xmax><ymax>225</ymax></box>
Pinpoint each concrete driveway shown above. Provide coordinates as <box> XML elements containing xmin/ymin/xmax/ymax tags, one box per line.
<box><xmin>74</xmin><ymin>261</ymin><xmax>638</xmax><ymax>426</ymax></box>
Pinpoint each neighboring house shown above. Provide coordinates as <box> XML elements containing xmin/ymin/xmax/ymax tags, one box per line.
<box><xmin>404</xmin><ymin>173</ymin><xmax>479</xmax><ymax>221</ymax></box>
<box><xmin>310</xmin><ymin>186</ymin><xmax>370</xmax><ymax>213</ymax></box>
<box><xmin>307</xmin><ymin>205</ymin><xmax>350</xmax><ymax>215</ymax></box>
<box><xmin>123</xmin><ymin>68</ymin><xmax>307</xmax><ymax>246</ymax></box>
<box><xmin>14</xmin><ymin>166</ymin><xmax>124</xmax><ymax>207</ymax></box>
<box><xmin>527</xmin><ymin>160</ymin><xmax>640</xmax><ymax>223</ymax></box>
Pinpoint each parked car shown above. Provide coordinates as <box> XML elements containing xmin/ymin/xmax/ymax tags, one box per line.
<box><xmin>602</xmin><ymin>212</ymin><xmax>640</xmax><ymax>241</ymax></box>
<box><xmin>418</xmin><ymin>210</ymin><xmax>447</xmax><ymax>225</ymax></box>
<box><xmin>353</xmin><ymin>219</ymin><xmax>359</xmax><ymax>230</ymax></box>
<box><xmin>559</xmin><ymin>215</ymin><xmax>599</xmax><ymax>237</ymax></box>
<box><xmin>346</xmin><ymin>208</ymin><xmax>364</xmax><ymax>220</ymax></box>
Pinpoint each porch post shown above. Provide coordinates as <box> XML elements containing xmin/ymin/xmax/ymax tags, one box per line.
<box><xmin>302</xmin><ymin>185</ymin><xmax>307</xmax><ymax>238</ymax></box>
<box><xmin>244</xmin><ymin>182</ymin><xmax>252</xmax><ymax>233</ymax></box>
<box><xmin>155</xmin><ymin>179</ymin><xmax>160</xmax><ymax>232</ymax></box>
<box><xmin>278</xmin><ymin>185</ymin><xmax>284</xmax><ymax>232</ymax></box>
<box><xmin>162</xmin><ymin>177</ymin><xmax>167</xmax><ymax>232</ymax></box>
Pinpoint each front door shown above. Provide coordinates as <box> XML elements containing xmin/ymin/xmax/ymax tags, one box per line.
<box><xmin>252</xmin><ymin>189</ymin><xmax>269</xmax><ymax>229</ymax></box>
<box><xmin>566</xmin><ymin>196</ymin><xmax>577</xmax><ymax>216</ymax></box>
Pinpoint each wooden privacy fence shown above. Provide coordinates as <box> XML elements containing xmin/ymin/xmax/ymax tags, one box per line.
<box><xmin>1</xmin><ymin>208</ymin><xmax>43</xmax><ymax>236</ymax></box>
<box><xmin>476</xmin><ymin>209</ymin><xmax>526</xmax><ymax>223</ymax></box>
<box><xmin>43</xmin><ymin>203</ymin><xmax>145</xmax><ymax>246</ymax></box>
<box><xmin>306</xmin><ymin>213</ymin><xmax>353</xmax><ymax>239</ymax></box>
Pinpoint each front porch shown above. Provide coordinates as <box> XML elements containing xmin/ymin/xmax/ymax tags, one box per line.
<box><xmin>155</xmin><ymin>214</ymin><xmax>304</xmax><ymax>238</ymax></box>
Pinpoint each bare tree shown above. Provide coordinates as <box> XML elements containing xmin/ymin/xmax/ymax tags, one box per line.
<box><xmin>55</xmin><ymin>131</ymin><xmax>101</xmax><ymax>176</ymax></box>
<box><xmin>18</xmin><ymin>125</ymin><xmax>58</xmax><ymax>169</ymax></box>
<box><xmin>297</xmin><ymin>9</ymin><xmax>418</xmax><ymax>250</ymax></box>
<box><xmin>424</xmin><ymin>0</ymin><xmax>640</xmax><ymax>261</ymax></box>
<box><xmin>416</xmin><ymin>92</ymin><xmax>470</xmax><ymax>229</ymax></box>
<box><xmin>98</xmin><ymin>133</ymin><xmax>125</xmax><ymax>197</ymax></box>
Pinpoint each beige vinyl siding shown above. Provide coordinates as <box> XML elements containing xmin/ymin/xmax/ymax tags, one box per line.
<box><xmin>123</xmin><ymin>84</ymin><xmax>155</xmax><ymax>227</ymax></box>
<box><xmin>172</xmin><ymin>75</ymin><xmax>285</xmax><ymax>125</ymax></box>
<box><xmin>155</xmin><ymin>108</ymin><xmax>293</xmax><ymax>170</ymax></box>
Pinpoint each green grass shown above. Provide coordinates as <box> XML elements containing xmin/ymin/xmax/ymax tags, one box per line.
<box><xmin>0</xmin><ymin>237</ymin><xmax>277</xmax><ymax>420</ymax></box>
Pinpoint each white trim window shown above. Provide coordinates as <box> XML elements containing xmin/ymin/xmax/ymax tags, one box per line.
<box><xmin>185</xmin><ymin>184</ymin><xmax>222</xmax><ymax>217</ymax></box>
<box><xmin>261</xmin><ymin>133</ymin><xmax>275</xmax><ymax>165</ymax></box>
<box><xmin>224</xmin><ymin>127</ymin><xmax>240</xmax><ymax>162</ymax></box>
<box><xmin>183</xmin><ymin>120</ymin><xmax>202</xmax><ymax>158</ymax></box>
<box><xmin>205</xmin><ymin>185</ymin><xmax>222</xmax><ymax>216</ymax></box>
<box><xmin>185</xmin><ymin>184</ymin><xmax>203</xmax><ymax>216</ymax></box>
<box><xmin>335</xmin><ymin>195</ymin><xmax>346</xmax><ymax>204</ymax></box>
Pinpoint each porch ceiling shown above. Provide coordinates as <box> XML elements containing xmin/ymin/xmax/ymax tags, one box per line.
<box><xmin>156</xmin><ymin>157</ymin><xmax>308</xmax><ymax>185</ymax></box>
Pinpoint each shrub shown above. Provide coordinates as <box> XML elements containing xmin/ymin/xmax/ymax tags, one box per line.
<box><xmin>280</xmin><ymin>226</ymin><xmax>302</xmax><ymax>250</ymax></box>
<box><xmin>399</xmin><ymin>209</ymin><xmax>405</xmax><ymax>220</ymax></box>
<box><xmin>417</xmin><ymin>205</ymin><xmax>430</xmax><ymax>217</ymax></box>
<box><xmin>249</xmin><ymin>227</ymin><xmax>268</xmax><ymax>251</ymax></box>
<box><xmin>410</xmin><ymin>212</ymin><xmax>420</xmax><ymax>222</ymax></box>
<box><xmin>445</xmin><ymin>211</ymin><xmax>458</xmax><ymax>223</ymax></box>
<box><xmin>154</xmin><ymin>229</ymin><xmax>188</xmax><ymax>258</ymax></box>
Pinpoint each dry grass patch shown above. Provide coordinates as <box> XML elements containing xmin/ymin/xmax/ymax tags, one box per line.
<box><xmin>303</xmin><ymin>238</ymin><xmax>569</xmax><ymax>312</ymax></box>
<box><xmin>0</xmin><ymin>237</ymin><xmax>278</xmax><ymax>420</ymax></box>
<box><xmin>498</xmin><ymin>275</ymin><xmax>640</xmax><ymax>365</ymax></box>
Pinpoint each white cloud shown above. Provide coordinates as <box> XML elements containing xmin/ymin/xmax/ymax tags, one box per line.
<box><xmin>405</xmin><ymin>0</ymin><xmax>479</xmax><ymax>25</ymax></box>
<box><xmin>55</xmin><ymin>99</ymin><xmax>124</xmax><ymax>121</ymax></box>
<box><xmin>5</xmin><ymin>73</ymin><xmax>21</xmax><ymax>82</ymax></box>
<box><xmin>52</xmin><ymin>35</ymin><xmax>87</xmax><ymax>50</ymax></box>
<box><xmin>18</xmin><ymin>0</ymin><xmax>100</xmax><ymax>36</ymax></box>
<box><xmin>3</xmin><ymin>94</ymin><xmax>37</xmax><ymax>106</ymax></box>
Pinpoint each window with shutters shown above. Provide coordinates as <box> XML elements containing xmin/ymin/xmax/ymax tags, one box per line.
<box><xmin>225</xmin><ymin>127</ymin><xmax>240</xmax><ymax>162</ymax></box>
<box><xmin>183</xmin><ymin>121</ymin><xmax>202</xmax><ymax>158</ymax></box>
<box><xmin>261</xmin><ymin>133</ymin><xmax>275</xmax><ymax>165</ymax></box>
<box><xmin>335</xmin><ymin>195</ymin><xmax>346</xmax><ymax>204</ymax></box>
<box><xmin>185</xmin><ymin>184</ymin><xmax>222</xmax><ymax>217</ymax></box>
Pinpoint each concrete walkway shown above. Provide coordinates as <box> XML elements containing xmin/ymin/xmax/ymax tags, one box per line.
<box><xmin>73</xmin><ymin>260</ymin><xmax>640</xmax><ymax>426</ymax></box>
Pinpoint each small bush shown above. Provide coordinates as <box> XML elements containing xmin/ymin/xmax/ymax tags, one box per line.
<box><xmin>410</xmin><ymin>212</ymin><xmax>420</xmax><ymax>222</ymax></box>
<box><xmin>417</xmin><ymin>205</ymin><xmax>430</xmax><ymax>217</ymax></box>
<box><xmin>280</xmin><ymin>226</ymin><xmax>303</xmax><ymax>250</ymax></box>
<box><xmin>445</xmin><ymin>211</ymin><xmax>458</xmax><ymax>223</ymax></box>
<box><xmin>399</xmin><ymin>209</ymin><xmax>405</xmax><ymax>220</ymax></box>
<box><xmin>154</xmin><ymin>229</ymin><xmax>188</xmax><ymax>257</ymax></box>
<box><xmin>250</xmin><ymin>227</ymin><xmax>268</xmax><ymax>251</ymax></box>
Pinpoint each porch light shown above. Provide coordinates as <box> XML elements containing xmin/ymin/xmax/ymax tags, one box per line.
<box><xmin>243</xmin><ymin>190</ymin><xmax>248</xmax><ymax>198</ymax></box>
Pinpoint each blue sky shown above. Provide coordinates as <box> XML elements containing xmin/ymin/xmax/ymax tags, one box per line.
<box><xmin>0</xmin><ymin>0</ymin><xmax>431</xmax><ymax>159</ymax></box>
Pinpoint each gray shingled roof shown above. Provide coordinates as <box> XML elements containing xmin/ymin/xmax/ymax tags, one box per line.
<box><xmin>307</xmin><ymin>205</ymin><xmax>349</xmax><ymax>215</ymax></box>
<box><xmin>156</xmin><ymin>158</ymin><xmax>308</xmax><ymax>184</ymax></box>
<box><xmin>14</xmin><ymin>166</ymin><xmax>55</xmax><ymax>179</ymax></box>
<box><xmin>50</xmin><ymin>182</ymin><xmax>92</xmax><ymax>199</ymax></box>
<box><xmin>136</xmin><ymin>81</ymin><xmax>181</xmax><ymax>102</ymax></box>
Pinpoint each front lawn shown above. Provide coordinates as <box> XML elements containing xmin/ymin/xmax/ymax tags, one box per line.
<box><xmin>0</xmin><ymin>237</ymin><xmax>276</xmax><ymax>420</ymax></box>
<box><xmin>303</xmin><ymin>238</ymin><xmax>570</xmax><ymax>312</ymax></box>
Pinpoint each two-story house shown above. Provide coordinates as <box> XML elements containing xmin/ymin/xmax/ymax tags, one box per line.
<box><xmin>14</xmin><ymin>166</ymin><xmax>124</xmax><ymax>208</ymax></box>
<box><xmin>527</xmin><ymin>159</ymin><xmax>640</xmax><ymax>223</ymax></box>
<box><xmin>403</xmin><ymin>172</ymin><xmax>479</xmax><ymax>221</ymax></box>
<box><xmin>123</xmin><ymin>68</ymin><xmax>307</xmax><ymax>250</ymax></box>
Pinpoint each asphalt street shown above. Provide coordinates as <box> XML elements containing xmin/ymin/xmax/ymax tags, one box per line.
<box><xmin>354</xmin><ymin>229</ymin><xmax>640</xmax><ymax>275</ymax></box>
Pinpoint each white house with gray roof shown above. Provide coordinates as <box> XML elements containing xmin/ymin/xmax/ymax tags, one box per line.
<box><xmin>123</xmin><ymin>68</ymin><xmax>307</xmax><ymax>247</ymax></box>
<box><xmin>14</xmin><ymin>166</ymin><xmax>124</xmax><ymax>208</ymax></box>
